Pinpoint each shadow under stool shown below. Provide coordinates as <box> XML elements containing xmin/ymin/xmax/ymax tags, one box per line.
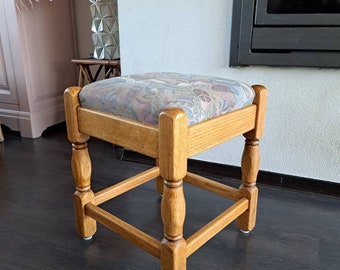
<box><xmin>64</xmin><ymin>72</ymin><xmax>267</xmax><ymax>270</ymax></box>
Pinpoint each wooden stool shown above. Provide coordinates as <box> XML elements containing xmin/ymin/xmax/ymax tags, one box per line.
<box><xmin>64</xmin><ymin>72</ymin><xmax>267</xmax><ymax>270</ymax></box>
<box><xmin>71</xmin><ymin>58</ymin><xmax>121</xmax><ymax>87</ymax></box>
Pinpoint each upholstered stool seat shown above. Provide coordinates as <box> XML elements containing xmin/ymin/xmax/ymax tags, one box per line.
<box><xmin>79</xmin><ymin>72</ymin><xmax>255</xmax><ymax>126</ymax></box>
<box><xmin>64</xmin><ymin>72</ymin><xmax>267</xmax><ymax>270</ymax></box>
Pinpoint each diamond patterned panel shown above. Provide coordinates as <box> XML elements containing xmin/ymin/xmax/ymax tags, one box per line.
<box><xmin>90</xmin><ymin>0</ymin><xmax>120</xmax><ymax>59</ymax></box>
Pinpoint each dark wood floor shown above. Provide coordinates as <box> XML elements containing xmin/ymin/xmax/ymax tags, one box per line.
<box><xmin>0</xmin><ymin>124</ymin><xmax>339</xmax><ymax>270</ymax></box>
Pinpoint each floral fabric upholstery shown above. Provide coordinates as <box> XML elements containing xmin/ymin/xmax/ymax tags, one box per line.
<box><xmin>79</xmin><ymin>72</ymin><xmax>255</xmax><ymax>126</ymax></box>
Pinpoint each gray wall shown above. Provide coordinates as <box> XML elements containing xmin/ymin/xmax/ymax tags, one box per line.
<box><xmin>74</xmin><ymin>0</ymin><xmax>340</xmax><ymax>183</ymax></box>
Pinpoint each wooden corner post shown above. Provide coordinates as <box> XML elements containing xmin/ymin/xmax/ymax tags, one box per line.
<box><xmin>64</xmin><ymin>87</ymin><xmax>97</xmax><ymax>239</ymax></box>
<box><xmin>238</xmin><ymin>85</ymin><xmax>268</xmax><ymax>232</ymax></box>
<box><xmin>159</xmin><ymin>108</ymin><xmax>188</xmax><ymax>270</ymax></box>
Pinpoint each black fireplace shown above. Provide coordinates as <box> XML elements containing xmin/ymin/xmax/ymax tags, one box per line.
<box><xmin>230</xmin><ymin>0</ymin><xmax>340</xmax><ymax>67</ymax></box>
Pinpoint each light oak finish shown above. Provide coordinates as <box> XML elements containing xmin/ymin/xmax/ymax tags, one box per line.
<box><xmin>188</xmin><ymin>105</ymin><xmax>256</xmax><ymax>157</ymax></box>
<box><xmin>64</xmin><ymin>83</ymin><xmax>267</xmax><ymax>270</ymax></box>
<box><xmin>184</xmin><ymin>172</ymin><xmax>239</xmax><ymax>201</ymax></box>
<box><xmin>92</xmin><ymin>167</ymin><xmax>160</xmax><ymax>206</ymax></box>
<box><xmin>86</xmin><ymin>203</ymin><xmax>161</xmax><ymax>258</ymax></box>
<box><xmin>186</xmin><ymin>198</ymin><xmax>249</xmax><ymax>257</ymax></box>
<box><xmin>78</xmin><ymin>108</ymin><xmax>159</xmax><ymax>158</ymax></box>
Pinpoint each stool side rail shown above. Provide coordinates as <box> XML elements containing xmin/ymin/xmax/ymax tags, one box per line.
<box><xmin>186</xmin><ymin>198</ymin><xmax>249</xmax><ymax>257</ymax></box>
<box><xmin>78</xmin><ymin>108</ymin><xmax>159</xmax><ymax>158</ymax></box>
<box><xmin>184</xmin><ymin>172</ymin><xmax>239</xmax><ymax>201</ymax></box>
<box><xmin>187</xmin><ymin>105</ymin><xmax>257</xmax><ymax>157</ymax></box>
<box><xmin>92</xmin><ymin>167</ymin><xmax>160</xmax><ymax>206</ymax></box>
<box><xmin>85</xmin><ymin>203</ymin><xmax>161</xmax><ymax>259</ymax></box>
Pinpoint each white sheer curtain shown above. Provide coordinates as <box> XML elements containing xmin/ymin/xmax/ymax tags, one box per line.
<box><xmin>15</xmin><ymin>0</ymin><xmax>53</xmax><ymax>13</ymax></box>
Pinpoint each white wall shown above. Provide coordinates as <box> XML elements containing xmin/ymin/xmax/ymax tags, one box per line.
<box><xmin>75</xmin><ymin>0</ymin><xmax>340</xmax><ymax>183</ymax></box>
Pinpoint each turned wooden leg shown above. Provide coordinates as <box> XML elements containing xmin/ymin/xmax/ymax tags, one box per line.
<box><xmin>161</xmin><ymin>181</ymin><xmax>187</xmax><ymax>270</ymax></box>
<box><xmin>237</xmin><ymin>138</ymin><xmax>259</xmax><ymax>233</ymax></box>
<box><xmin>159</xmin><ymin>108</ymin><xmax>188</xmax><ymax>270</ymax></box>
<box><xmin>64</xmin><ymin>87</ymin><xmax>97</xmax><ymax>239</ymax></box>
<box><xmin>237</xmin><ymin>85</ymin><xmax>267</xmax><ymax>233</ymax></box>
<box><xmin>72</xmin><ymin>142</ymin><xmax>97</xmax><ymax>239</ymax></box>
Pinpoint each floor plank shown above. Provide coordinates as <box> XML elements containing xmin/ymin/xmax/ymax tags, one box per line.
<box><xmin>0</xmin><ymin>124</ymin><xmax>339</xmax><ymax>270</ymax></box>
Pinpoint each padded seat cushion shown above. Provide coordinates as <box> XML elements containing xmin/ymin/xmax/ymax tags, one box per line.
<box><xmin>79</xmin><ymin>72</ymin><xmax>255</xmax><ymax>126</ymax></box>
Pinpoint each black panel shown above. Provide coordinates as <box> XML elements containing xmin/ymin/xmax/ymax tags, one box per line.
<box><xmin>252</xmin><ymin>27</ymin><xmax>340</xmax><ymax>50</ymax></box>
<box><xmin>267</xmin><ymin>0</ymin><xmax>340</xmax><ymax>14</ymax></box>
<box><xmin>255</xmin><ymin>0</ymin><xmax>340</xmax><ymax>25</ymax></box>
<box><xmin>230</xmin><ymin>0</ymin><xmax>340</xmax><ymax>67</ymax></box>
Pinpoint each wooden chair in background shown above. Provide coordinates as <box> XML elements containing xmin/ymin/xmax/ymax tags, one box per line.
<box><xmin>71</xmin><ymin>58</ymin><xmax>121</xmax><ymax>87</ymax></box>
